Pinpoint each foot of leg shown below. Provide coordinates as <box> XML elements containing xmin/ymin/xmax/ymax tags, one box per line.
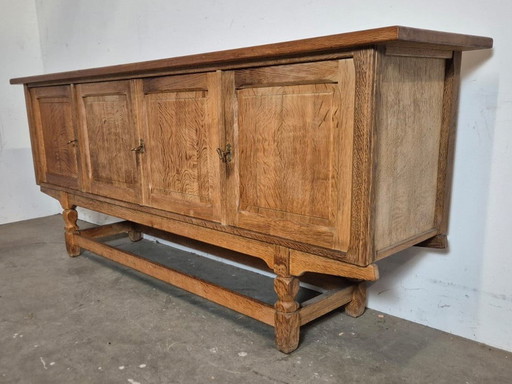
<box><xmin>128</xmin><ymin>229</ymin><xmax>143</xmax><ymax>242</ymax></box>
<box><xmin>63</xmin><ymin>207</ymin><xmax>81</xmax><ymax>257</ymax></box>
<box><xmin>345</xmin><ymin>281</ymin><xmax>367</xmax><ymax>318</ymax></box>
<box><xmin>274</xmin><ymin>276</ymin><xmax>300</xmax><ymax>353</ymax></box>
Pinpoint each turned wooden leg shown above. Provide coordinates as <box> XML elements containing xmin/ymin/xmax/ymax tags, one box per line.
<box><xmin>126</xmin><ymin>222</ymin><xmax>143</xmax><ymax>242</ymax></box>
<box><xmin>274</xmin><ymin>275</ymin><xmax>300</xmax><ymax>353</ymax></box>
<box><xmin>62</xmin><ymin>206</ymin><xmax>81</xmax><ymax>257</ymax></box>
<box><xmin>128</xmin><ymin>227</ymin><xmax>143</xmax><ymax>242</ymax></box>
<box><xmin>345</xmin><ymin>281</ymin><xmax>367</xmax><ymax>318</ymax></box>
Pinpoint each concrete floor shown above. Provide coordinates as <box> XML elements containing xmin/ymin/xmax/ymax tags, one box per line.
<box><xmin>0</xmin><ymin>215</ymin><xmax>510</xmax><ymax>384</ymax></box>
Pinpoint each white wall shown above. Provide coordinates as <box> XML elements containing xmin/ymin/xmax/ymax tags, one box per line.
<box><xmin>0</xmin><ymin>0</ymin><xmax>61</xmax><ymax>224</ymax></box>
<box><xmin>3</xmin><ymin>0</ymin><xmax>510</xmax><ymax>352</ymax></box>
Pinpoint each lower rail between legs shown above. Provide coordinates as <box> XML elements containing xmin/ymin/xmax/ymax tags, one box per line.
<box><xmin>74</xmin><ymin>234</ymin><xmax>276</xmax><ymax>326</ymax></box>
<box><xmin>68</xmin><ymin>220</ymin><xmax>369</xmax><ymax>353</ymax></box>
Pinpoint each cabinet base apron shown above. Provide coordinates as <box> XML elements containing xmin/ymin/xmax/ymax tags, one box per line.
<box><xmin>58</xmin><ymin>198</ymin><xmax>376</xmax><ymax>354</ymax></box>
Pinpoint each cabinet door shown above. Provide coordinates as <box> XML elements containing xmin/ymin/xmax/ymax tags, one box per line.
<box><xmin>140</xmin><ymin>73</ymin><xmax>222</xmax><ymax>221</ymax></box>
<box><xmin>76</xmin><ymin>81</ymin><xmax>142</xmax><ymax>203</ymax></box>
<box><xmin>228</xmin><ymin>60</ymin><xmax>355</xmax><ymax>250</ymax></box>
<box><xmin>30</xmin><ymin>85</ymin><xmax>80</xmax><ymax>189</ymax></box>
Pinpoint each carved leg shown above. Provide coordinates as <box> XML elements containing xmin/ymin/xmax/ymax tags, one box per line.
<box><xmin>62</xmin><ymin>206</ymin><xmax>81</xmax><ymax>257</ymax></box>
<box><xmin>273</xmin><ymin>248</ymin><xmax>300</xmax><ymax>353</ymax></box>
<box><xmin>345</xmin><ymin>281</ymin><xmax>367</xmax><ymax>318</ymax></box>
<box><xmin>274</xmin><ymin>276</ymin><xmax>300</xmax><ymax>353</ymax></box>
<box><xmin>128</xmin><ymin>226</ymin><xmax>143</xmax><ymax>242</ymax></box>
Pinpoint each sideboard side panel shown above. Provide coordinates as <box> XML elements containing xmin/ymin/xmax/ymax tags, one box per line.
<box><xmin>417</xmin><ymin>51</ymin><xmax>462</xmax><ymax>249</ymax></box>
<box><xmin>374</xmin><ymin>55</ymin><xmax>446</xmax><ymax>254</ymax></box>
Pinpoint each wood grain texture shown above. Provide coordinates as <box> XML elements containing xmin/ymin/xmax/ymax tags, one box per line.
<box><xmin>374</xmin><ymin>55</ymin><xmax>446</xmax><ymax>252</ymax></box>
<box><xmin>220</xmin><ymin>70</ymin><xmax>235</xmax><ymax>226</ymax></box>
<box><xmin>30</xmin><ymin>85</ymin><xmax>80</xmax><ymax>189</ymax></box>
<box><xmin>76</xmin><ymin>80</ymin><xmax>142</xmax><ymax>203</ymax></box>
<box><xmin>347</xmin><ymin>49</ymin><xmax>379</xmax><ymax>265</ymax></box>
<box><xmin>335</xmin><ymin>59</ymin><xmax>356</xmax><ymax>250</ymax></box>
<box><xmin>235</xmin><ymin>60</ymin><xmax>339</xmax><ymax>88</ymax></box>
<box><xmin>140</xmin><ymin>72</ymin><xmax>222</xmax><ymax>221</ymax></box>
<box><xmin>231</xmin><ymin>59</ymin><xmax>354</xmax><ymax>250</ymax></box>
<box><xmin>10</xmin><ymin>26</ymin><xmax>492</xmax><ymax>86</ymax></box>
<box><xmin>17</xmin><ymin>53</ymin><xmax>358</xmax><ymax>89</ymax></box>
<box><xmin>415</xmin><ymin>53</ymin><xmax>462</xmax><ymax>249</ymax></box>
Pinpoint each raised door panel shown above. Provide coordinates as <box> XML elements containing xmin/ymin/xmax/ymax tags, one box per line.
<box><xmin>76</xmin><ymin>81</ymin><xmax>141</xmax><ymax>203</ymax></box>
<box><xmin>229</xmin><ymin>60</ymin><xmax>355</xmax><ymax>250</ymax></box>
<box><xmin>140</xmin><ymin>73</ymin><xmax>222</xmax><ymax>221</ymax></box>
<box><xmin>30</xmin><ymin>86</ymin><xmax>80</xmax><ymax>189</ymax></box>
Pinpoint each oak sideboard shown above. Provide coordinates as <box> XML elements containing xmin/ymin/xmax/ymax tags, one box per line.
<box><xmin>11</xmin><ymin>26</ymin><xmax>492</xmax><ymax>352</ymax></box>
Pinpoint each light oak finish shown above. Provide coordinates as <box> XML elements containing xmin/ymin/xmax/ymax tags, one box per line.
<box><xmin>12</xmin><ymin>27</ymin><xmax>492</xmax><ymax>353</ymax></box>
<box><xmin>140</xmin><ymin>73</ymin><xmax>223</xmax><ymax>221</ymax></box>
<box><xmin>417</xmin><ymin>51</ymin><xmax>463</xmax><ymax>249</ymax></box>
<box><xmin>374</xmin><ymin>56</ymin><xmax>446</xmax><ymax>252</ymax></box>
<box><xmin>347</xmin><ymin>48</ymin><xmax>380</xmax><ymax>265</ymax></box>
<box><xmin>29</xmin><ymin>85</ymin><xmax>80</xmax><ymax>189</ymax></box>
<box><xmin>289</xmin><ymin>249</ymin><xmax>379</xmax><ymax>281</ymax></box>
<box><xmin>76</xmin><ymin>80</ymin><xmax>142</xmax><ymax>203</ymax></box>
<box><xmin>300</xmin><ymin>285</ymin><xmax>354</xmax><ymax>326</ymax></box>
<box><xmin>230</xmin><ymin>60</ymin><xmax>354</xmax><ymax>250</ymax></box>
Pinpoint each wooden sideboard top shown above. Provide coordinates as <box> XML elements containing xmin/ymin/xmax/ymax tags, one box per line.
<box><xmin>10</xmin><ymin>26</ymin><xmax>492</xmax><ymax>86</ymax></box>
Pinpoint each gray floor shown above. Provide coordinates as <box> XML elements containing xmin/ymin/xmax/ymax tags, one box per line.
<box><xmin>0</xmin><ymin>215</ymin><xmax>510</xmax><ymax>384</ymax></box>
